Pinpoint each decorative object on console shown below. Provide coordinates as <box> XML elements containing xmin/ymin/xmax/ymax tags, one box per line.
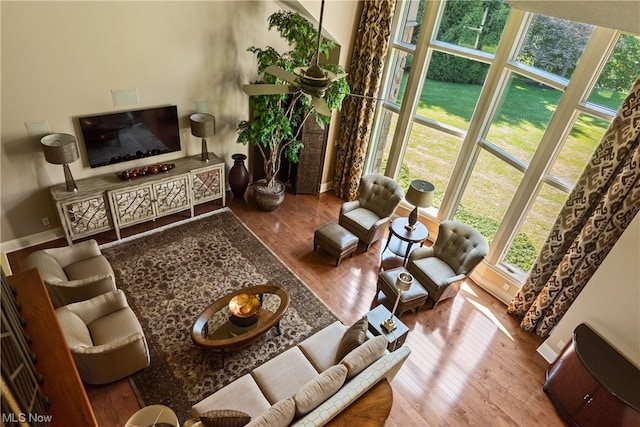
<box><xmin>381</xmin><ymin>271</ymin><xmax>413</xmax><ymax>333</ymax></box>
<box><xmin>116</xmin><ymin>163</ymin><xmax>175</xmax><ymax>181</ymax></box>
<box><xmin>404</xmin><ymin>179</ymin><xmax>434</xmax><ymax>231</ymax></box>
<box><xmin>41</xmin><ymin>133</ymin><xmax>80</xmax><ymax>192</ymax></box>
<box><xmin>190</xmin><ymin>113</ymin><xmax>216</xmax><ymax>162</ymax></box>
<box><xmin>228</xmin><ymin>153</ymin><xmax>249</xmax><ymax>199</ymax></box>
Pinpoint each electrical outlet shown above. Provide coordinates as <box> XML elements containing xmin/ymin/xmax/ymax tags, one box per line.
<box><xmin>558</xmin><ymin>340</ymin><xmax>566</xmax><ymax>350</ymax></box>
<box><xmin>502</xmin><ymin>283</ymin><xmax>510</xmax><ymax>291</ymax></box>
<box><xmin>41</xmin><ymin>217</ymin><xmax>50</xmax><ymax>227</ymax></box>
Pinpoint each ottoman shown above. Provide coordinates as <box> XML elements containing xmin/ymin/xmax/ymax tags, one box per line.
<box><xmin>313</xmin><ymin>222</ymin><xmax>359</xmax><ymax>266</ymax></box>
<box><xmin>375</xmin><ymin>267</ymin><xmax>428</xmax><ymax>316</ymax></box>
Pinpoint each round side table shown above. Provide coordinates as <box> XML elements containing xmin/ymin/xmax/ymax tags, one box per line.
<box><xmin>125</xmin><ymin>404</ymin><xmax>179</xmax><ymax>427</ymax></box>
<box><xmin>382</xmin><ymin>217</ymin><xmax>428</xmax><ymax>265</ymax></box>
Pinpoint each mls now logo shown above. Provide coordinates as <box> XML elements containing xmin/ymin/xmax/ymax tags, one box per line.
<box><xmin>2</xmin><ymin>413</ymin><xmax>53</xmax><ymax>423</ymax></box>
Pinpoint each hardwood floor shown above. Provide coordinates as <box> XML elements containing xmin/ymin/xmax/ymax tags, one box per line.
<box><xmin>7</xmin><ymin>187</ymin><xmax>564</xmax><ymax>426</ymax></box>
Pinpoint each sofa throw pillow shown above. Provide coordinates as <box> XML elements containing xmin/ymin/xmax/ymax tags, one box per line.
<box><xmin>293</xmin><ymin>364</ymin><xmax>348</xmax><ymax>417</ymax></box>
<box><xmin>246</xmin><ymin>397</ymin><xmax>295</xmax><ymax>427</ymax></box>
<box><xmin>340</xmin><ymin>335</ymin><xmax>388</xmax><ymax>380</ymax></box>
<box><xmin>334</xmin><ymin>316</ymin><xmax>368</xmax><ymax>363</ymax></box>
<box><xmin>199</xmin><ymin>409</ymin><xmax>251</xmax><ymax>427</ymax></box>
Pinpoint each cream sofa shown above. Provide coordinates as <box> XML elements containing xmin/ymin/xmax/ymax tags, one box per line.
<box><xmin>189</xmin><ymin>320</ymin><xmax>411</xmax><ymax>426</ymax></box>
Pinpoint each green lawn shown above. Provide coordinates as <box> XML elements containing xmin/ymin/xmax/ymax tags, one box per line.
<box><xmin>387</xmin><ymin>73</ymin><xmax>624</xmax><ymax>272</ymax></box>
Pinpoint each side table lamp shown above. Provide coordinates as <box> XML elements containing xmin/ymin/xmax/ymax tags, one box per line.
<box><xmin>190</xmin><ymin>113</ymin><xmax>216</xmax><ymax>162</ymax></box>
<box><xmin>381</xmin><ymin>271</ymin><xmax>413</xmax><ymax>333</ymax></box>
<box><xmin>404</xmin><ymin>179</ymin><xmax>434</xmax><ymax>231</ymax></box>
<box><xmin>40</xmin><ymin>133</ymin><xmax>80</xmax><ymax>192</ymax></box>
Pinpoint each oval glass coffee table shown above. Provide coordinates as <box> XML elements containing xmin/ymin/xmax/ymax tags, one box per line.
<box><xmin>191</xmin><ymin>285</ymin><xmax>290</xmax><ymax>367</ymax></box>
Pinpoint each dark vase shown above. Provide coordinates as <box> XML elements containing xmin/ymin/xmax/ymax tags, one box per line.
<box><xmin>229</xmin><ymin>153</ymin><xmax>249</xmax><ymax>199</ymax></box>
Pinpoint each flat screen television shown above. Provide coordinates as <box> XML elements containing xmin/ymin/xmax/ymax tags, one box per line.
<box><xmin>78</xmin><ymin>105</ymin><xmax>181</xmax><ymax>168</ymax></box>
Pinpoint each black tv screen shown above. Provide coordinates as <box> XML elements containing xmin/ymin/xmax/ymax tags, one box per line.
<box><xmin>78</xmin><ymin>105</ymin><xmax>181</xmax><ymax>168</ymax></box>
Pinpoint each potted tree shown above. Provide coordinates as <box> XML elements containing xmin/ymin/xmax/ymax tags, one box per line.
<box><xmin>237</xmin><ymin>10</ymin><xmax>349</xmax><ymax>210</ymax></box>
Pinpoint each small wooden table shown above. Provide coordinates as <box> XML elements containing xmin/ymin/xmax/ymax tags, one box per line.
<box><xmin>366</xmin><ymin>304</ymin><xmax>410</xmax><ymax>352</ymax></box>
<box><xmin>382</xmin><ymin>217</ymin><xmax>428</xmax><ymax>266</ymax></box>
<box><xmin>191</xmin><ymin>285</ymin><xmax>290</xmax><ymax>367</ymax></box>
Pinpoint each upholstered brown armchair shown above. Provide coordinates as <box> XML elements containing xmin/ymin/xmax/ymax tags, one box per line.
<box><xmin>25</xmin><ymin>239</ymin><xmax>116</xmax><ymax>308</ymax></box>
<box><xmin>339</xmin><ymin>175</ymin><xmax>404</xmax><ymax>251</ymax></box>
<box><xmin>407</xmin><ymin>220</ymin><xmax>488</xmax><ymax>307</ymax></box>
<box><xmin>55</xmin><ymin>289</ymin><xmax>150</xmax><ymax>384</ymax></box>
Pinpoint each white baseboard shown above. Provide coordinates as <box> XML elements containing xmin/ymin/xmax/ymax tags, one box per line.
<box><xmin>469</xmin><ymin>269</ymin><xmax>512</xmax><ymax>305</ymax></box>
<box><xmin>536</xmin><ymin>342</ymin><xmax>558</xmax><ymax>363</ymax></box>
<box><xmin>319</xmin><ymin>180</ymin><xmax>334</xmax><ymax>193</ymax></box>
<box><xmin>1</xmin><ymin>228</ymin><xmax>64</xmax><ymax>253</ymax></box>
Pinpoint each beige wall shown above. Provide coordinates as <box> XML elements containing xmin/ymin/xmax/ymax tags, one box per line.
<box><xmin>0</xmin><ymin>1</ymin><xmax>358</xmax><ymax>246</ymax></box>
<box><xmin>538</xmin><ymin>214</ymin><xmax>640</xmax><ymax>367</ymax></box>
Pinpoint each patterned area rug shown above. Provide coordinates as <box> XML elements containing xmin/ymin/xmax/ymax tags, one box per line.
<box><xmin>100</xmin><ymin>208</ymin><xmax>338</xmax><ymax>423</ymax></box>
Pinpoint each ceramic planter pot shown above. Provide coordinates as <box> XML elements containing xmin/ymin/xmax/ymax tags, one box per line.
<box><xmin>253</xmin><ymin>179</ymin><xmax>285</xmax><ymax>211</ymax></box>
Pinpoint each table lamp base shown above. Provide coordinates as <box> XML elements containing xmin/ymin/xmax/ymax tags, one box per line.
<box><xmin>381</xmin><ymin>317</ymin><xmax>397</xmax><ymax>333</ymax></box>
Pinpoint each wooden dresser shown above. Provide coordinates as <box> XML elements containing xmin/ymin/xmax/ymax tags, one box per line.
<box><xmin>6</xmin><ymin>269</ymin><xmax>98</xmax><ymax>426</ymax></box>
<box><xmin>544</xmin><ymin>323</ymin><xmax>640</xmax><ymax>427</ymax></box>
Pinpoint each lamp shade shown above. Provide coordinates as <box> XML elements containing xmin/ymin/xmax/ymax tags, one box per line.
<box><xmin>40</xmin><ymin>133</ymin><xmax>79</xmax><ymax>165</ymax></box>
<box><xmin>190</xmin><ymin>113</ymin><xmax>216</xmax><ymax>138</ymax></box>
<box><xmin>405</xmin><ymin>179</ymin><xmax>434</xmax><ymax>208</ymax></box>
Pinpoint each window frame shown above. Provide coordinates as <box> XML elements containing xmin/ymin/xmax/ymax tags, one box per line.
<box><xmin>365</xmin><ymin>0</ymin><xmax>627</xmax><ymax>301</ymax></box>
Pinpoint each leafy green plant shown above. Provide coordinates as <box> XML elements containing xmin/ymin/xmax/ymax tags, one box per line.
<box><xmin>237</xmin><ymin>11</ymin><xmax>349</xmax><ymax>191</ymax></box>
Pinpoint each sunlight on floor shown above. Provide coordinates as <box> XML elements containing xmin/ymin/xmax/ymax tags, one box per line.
<box><xmin>442</xmin><ymin>311</ymin><xmax>496</xmax><ymax>400</ymax></box>
<box><xmin>460</xmin><ymin>281</ymin><xmax>478</xmax><ymax>296</ymax></box>
<box><xmin>464</xmin><ymin>298</ymin><xmax>514</xmax><ymax>341</ymax></box>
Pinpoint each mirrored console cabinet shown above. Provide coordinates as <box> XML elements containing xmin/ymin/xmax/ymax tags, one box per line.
<box><xmin>49</xmin><ymin>154</ymin><xmax>225</xmax><ymax>245</ymax></box>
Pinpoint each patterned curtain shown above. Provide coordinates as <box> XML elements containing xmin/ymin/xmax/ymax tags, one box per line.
<box><xmin>507</xmin><ymin>77</ymin><xmax>640</xmax><ymax>337</ymax></box>
<box><xmin>333</xmin><ymin>0</ymin><xmax>396</xmax><ymax>200</ymax></box>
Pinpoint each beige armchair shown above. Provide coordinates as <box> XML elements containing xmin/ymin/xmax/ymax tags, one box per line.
<box><xmin>25</xmin><ymin>239</ymin><xmax>116</xmax><ymax>308</ymax></box>
<box><xmin>407</xmin><ymin>220</ymin><xmax>488</xmax><ymax>308</ymax></box>
<box><xmin>339</xmin><ymin>175</ymin><xmax>404</xmax><ymax>251</ymax></box>
<box><xmin>55</xmin><ymin>289</ymin><xmax>150</xmax><ymax>384</ymax></box>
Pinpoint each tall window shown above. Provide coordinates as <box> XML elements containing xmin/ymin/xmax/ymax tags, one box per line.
<box><xmin>367</xmin><ymin>0</ymin><xmax>640</xmax><ymax>294</ymax></box>
<box><xmin>500</xmin><ymin>32</ymin><xmax>639</xmax><ymax>274</ymax></box>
